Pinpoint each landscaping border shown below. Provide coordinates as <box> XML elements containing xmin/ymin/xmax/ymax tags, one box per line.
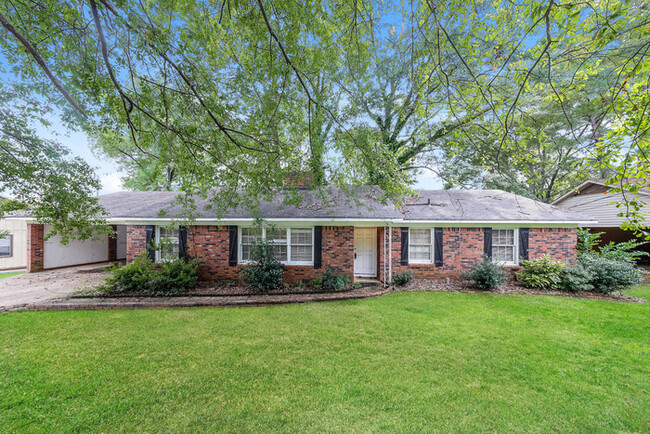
<box><xmin>4</xmin><ymin>284</ymin><xmax>391</xmax><ymax>312</ymax></box>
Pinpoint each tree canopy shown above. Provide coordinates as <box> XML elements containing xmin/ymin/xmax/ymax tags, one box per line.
<box><xmin>0</xmin><ymin>0</ymin><xmax>648</xmax><ymax>233</ymax></box>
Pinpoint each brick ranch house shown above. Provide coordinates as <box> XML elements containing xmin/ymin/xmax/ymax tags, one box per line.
<box><xmin>18</xmin><ymin>187</ymin><xmax>590</xmax><ymax>283</ymax></box>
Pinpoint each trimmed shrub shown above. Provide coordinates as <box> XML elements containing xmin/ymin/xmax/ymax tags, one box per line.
<box><xmin>579</xmin><ymin>254</ymin><xmax>642</xmax><ymax>294</ymax></box>
<box><xmin>241</xmin><ymin>236</ymin><xmax>284</xmax><ymax>293</ymax></box>
<box><xmin>102</xmin><ymin>253</ymin><xmax>200</xmax><ymax>296</ymax></box>
<box><xmin>464</xmin><ymin>256</ymin><xmax>507</xmax><ymax>291</ymax></box>
<box><xmin>559</xmin><ymin>264</ymin><xmax>593</xmax><ymax>293</ymax></box>
<box><xmin>149</xmin><ymin>259</ymin><xmax>200</xmax><ymax>296</ymax></box>
<box><xmin>393</xmin><ymin>270</ymin><xmax>415</xmax><ymax>286</ymax></box>
<box><xmin>320</xmin><ymin>266</ymin><xmax>350</xmax><ymax>292</ymax></box>
<box><xmin>517</xmin><ymin>255</ymin><xmax>565</xmax><ymax>290</ymax></box>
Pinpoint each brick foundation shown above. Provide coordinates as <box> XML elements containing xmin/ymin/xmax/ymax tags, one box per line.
<box><xmin>27</xmin><ymin>224</ymin><xmax>44</xmax><ymax>273</ymax></box>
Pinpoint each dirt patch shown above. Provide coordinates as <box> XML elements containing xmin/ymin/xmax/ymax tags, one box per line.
<box><xmin>396</xmin><ymin>279</ymin><xmax>646</xmax><ymax>303</ymax></box>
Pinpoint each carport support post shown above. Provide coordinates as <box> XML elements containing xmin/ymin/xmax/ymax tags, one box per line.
<box><xmin>27</xmin><ymin>223</ymin><xmax>44</xmax><ymax>273</ymax></box>
<box><xmin>108</xmin><ymin>225</ymin><xmax>118</xmax><ymax>262</ymax></box>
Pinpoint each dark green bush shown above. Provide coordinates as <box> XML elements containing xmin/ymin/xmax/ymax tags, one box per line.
<box><xmin>102</xmin><ymin>253</ymin><xmax>200</xmax><ymax>296</ymax></box>
<box><xmin>320</xmin><ymin>266</ymin><xmax>350</xmax><ymax>292</ymax></box>
<box><xmin>464</xmin><ymin>256</ymin><xmax>507</xmax><ymax>291</ymax></box>
<box><xmin>149</xmin><ymin>259</ymin><xmax>200</xmax><ymax>296</ymax></box>
<box><xmin>393</xmin><ymin>270</ymin><xmax>415</xmax><ymax>286</ymax></box>
<box><xmin>517</xmin><ymin>255</ymin><xmax>565</xmax><ymax>290</ymax></box>
<box><xmin>579</xmin><ymin>254</ymin><xmax>642</xmax><ymax>294</ymax></box>
<box><xmin>559</xmin><ymin>264</ymin><xmax>593</xmax><ymax>293</ymax></box>
<box><xmin>577</xmin><ymin>228</ymin><xmax>648</xmax><ymax>263</ymax></box>
<box><xmin>241</xmin><ymin>236</ymin><xmax>284</xmax><ymax>293</ymax></box>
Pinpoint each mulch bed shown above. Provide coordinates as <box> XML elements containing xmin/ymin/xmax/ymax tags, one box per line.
<box><xmin>396</xmin><ymin>279</ymin><xmax>647</xmax><ymax>303</ymax></box>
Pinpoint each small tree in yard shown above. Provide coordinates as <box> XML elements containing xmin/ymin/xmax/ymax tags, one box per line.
<box><xmin>242</xmin><ymin>235</ymin><xmax>284</xmax><ymax>293</ymax></box>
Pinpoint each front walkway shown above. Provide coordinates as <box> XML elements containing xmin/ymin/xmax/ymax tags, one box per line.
<box><xmin>8</xmin><ymin>284</ymin><xmax>391</xmax><ymax>311</ymax></box>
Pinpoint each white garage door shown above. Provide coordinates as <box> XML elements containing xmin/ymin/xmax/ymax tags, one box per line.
<box><xmin>43</xmin><ymin>225</ymin><xmax>109</xmax><ymax>269</ymax></box>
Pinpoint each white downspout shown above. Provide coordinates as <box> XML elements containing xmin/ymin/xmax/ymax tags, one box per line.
<box><xmin>388</xmin><ymin>226</ymin><xmax>392</xmax><ymax>285</ymax></box>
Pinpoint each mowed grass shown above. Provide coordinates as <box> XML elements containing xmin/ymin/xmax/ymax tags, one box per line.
<box><xmin>1</xmin><ymin>287</ymin><xmax>648</xmax><ymax>432</ymax></box>
<box><xmin>0</xmin><ymin>271</ymin><xmax>23</xmax><ymax>279</ymax></box>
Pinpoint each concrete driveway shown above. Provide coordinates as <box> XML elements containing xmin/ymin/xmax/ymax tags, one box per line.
<box><xmin>0</xmin><ymin>263</ymin><xmax>110</xmax><ymax>310</ymax></box>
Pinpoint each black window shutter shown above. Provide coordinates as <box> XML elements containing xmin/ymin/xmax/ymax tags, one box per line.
<box><xmin>434</xmin><ymin>227</ymin><xmax>444</xmax><ymax>267</ymax></box>
<box><xmin>178</xmin><ymin>226</ymin><xmax>188</xmax><ymax>260</ymax></box>
<box><xmin>483</xmin><ymin>227</ymin><xmax>493</xmax><ymax>259</ymax></box>
<box><xmin>145</xmin><ymin>225</ymin><xmax>155</xmax><ymax>262</ymax></box>
<box><xmin>400</xmin><ymin>227</ymin><xmax>409</xmax><ymax>265</ymax></box>
<box><xmin>228</xmin><ymin>226</ymin><xmax>238</xmax><ymax>266</ymax></box>
<box><xmin>314</xmin><ymin>226</ymin><xmax>323</xmax><ymax>269</ymax></box>
<box><xmin>519</xmin><ymin>228</ymin><xmax>530</xmax><ymax>261</ymax></box>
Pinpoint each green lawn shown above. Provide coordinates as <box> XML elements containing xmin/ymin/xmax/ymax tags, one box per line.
<box><xmin>1</xmin><ymin>287</ymin><xmax>648</xmax><ymax>432</ymax></box>
<box><xmin>0</xmin><ymin>271</ymin><xmax>23</xmax><ymax>279</ymax></box>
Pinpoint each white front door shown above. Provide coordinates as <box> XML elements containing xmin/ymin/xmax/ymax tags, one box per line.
<box><xmin>354</xmin><ymin>228</ymin><xmax>377</xmax><ymax>277</ymax></box>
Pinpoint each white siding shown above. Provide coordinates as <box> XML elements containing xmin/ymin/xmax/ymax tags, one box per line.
<box><xmin>558</xmin><ymin>192</ymin><xmax>649</xmax><ymax>227</ymax></box>
<box><xmin>0</xmin><ymin>219</ymin><xmax>27</xmax><ymax>270</ymax></box>
<box><xmin>43</xmin><ymin>225</ymin><xmax>109</xmax><ymax>269</ymax></box>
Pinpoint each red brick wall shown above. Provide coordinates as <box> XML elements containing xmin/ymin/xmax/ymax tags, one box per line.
<box><xmin>390</xmin><ymin>226</ymin><xmax>577</xmax><ymax>280</ymax></box>
<box><xmin>529</xmin><ymin>227</ymin><xmax>577</xmax><ymax>262</ymax></box>
<box><xmin>126</xmin><ymin>225</ymin><xmax>147</xmax><ymax>262</ymax></box>
<box><xmin>185</xmin><ymin>225</ymin><xmax>354</xmax><ymax>283</ymax></box>
<box><xmin>122</xmin><ymin>224</ymin><xmax>577</xmax><ymax>282</ymax></box>
<box><xmin>27</xmin><ymin>224</ymin><xmax>44</xmax><ymax>272</ymax></box>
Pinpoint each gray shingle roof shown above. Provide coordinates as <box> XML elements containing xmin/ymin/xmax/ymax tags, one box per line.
<box><xmin>403</xmin><ymin>190</ymin><xmax>588</xmax><ymax>222</ymax></box>
<box><xmin>94</xmin><ymin>187</ymin><xmax>589</xmax><ymax>223</ymax></box>
<box><xmin>98</xmin><ymin>186</ymin><xmax>403</xmax><ymax>220</ymax></box>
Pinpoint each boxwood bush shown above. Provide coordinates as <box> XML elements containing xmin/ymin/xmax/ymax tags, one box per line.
<box><xmin>102</xmin><ymin>253</ymin><xmax>200</xmax><ymax>296</ymax></box>
<box><xmin>393</xmin><ymin>270</ymin><xmax>415</xmax><ymax>286</ymax></box>
<box><xmin>578</xmin><ymin>254</ymin><xmax>642</xmax><ymax>294</ymax></box>
<box><xmin>559</xmin><ymin>264</ymin><xmax>594</xmax><ymax>293</ymax></box>
<box><xmin>517</xmin><ymin>255</ymin><xmax>564</xmax><ymax>290</ymax></box>
<box><xmin>464</xmin><ymin>256</ymin><xmax>507</xmax><ymax>291</ymax></box>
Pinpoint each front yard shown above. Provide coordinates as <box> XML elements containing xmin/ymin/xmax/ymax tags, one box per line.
<box><xmin>1</xmin><ymin>286</ymin><xmax>648</xmax><ymax>432</ymax></box>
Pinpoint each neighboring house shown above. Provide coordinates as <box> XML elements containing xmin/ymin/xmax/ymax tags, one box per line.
<box><xmin>0</xmin><ymin>217</ymin><xmax>27</xmax><ymax>271</ymax></box>
<box><xmin>552</xmin><ymin>179</ymin><xmax>650</xmax><ymax>263</ymax></box>
<box><xmin>17</xmin><ymin>187</ymin><xmax>589</xmax><ymax>282</ymax></box>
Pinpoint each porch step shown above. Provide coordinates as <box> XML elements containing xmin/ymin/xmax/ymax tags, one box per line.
<box><xmin>354</xmin><ymin>279</ymin><xmax>382</xmax><ymax>288</ymax></box>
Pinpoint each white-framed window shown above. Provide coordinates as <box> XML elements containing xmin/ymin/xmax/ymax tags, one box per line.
<box><xmin>240</xmin><ymin>227</ymin><xmax>263</xmax><ymax>262</ymax></box>
<box><xmin>239</xmin><ymin>227</ymin><xmax>314</xmax><ymax>265</ymax></box>
<box><xmin>493</xmin><ymin>228</ymin><xmax>518</xmax><ymax>265</ymax></box>
<box><xmin>156</xmin><ymin>226</ymin><xmax>180</xmax><ymax>262</ymax></box>
<box><xmin>0</xmin><ymin>235</ymin><xmax>12</xmax><ymax>258</ymax></box>
<box><xmin>409</xmin><ymin>228</ymin><xmax>433</xmax><ymax>264</ymax></box>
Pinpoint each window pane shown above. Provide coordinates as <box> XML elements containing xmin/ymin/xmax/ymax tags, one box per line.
<box><xmin>272</xmin><ymin>244</ymin><xmax>288</xmax><ymax>261</ymax></box>
<box><xmin>240</xmin><ymin>228</ymin><xmax>262</xmax><ymax>261</ymax></box>
<box><xmin>410</xmin><ymin>229</ymin><xmax>431</xmax><ymax>245</ymax></box>
<box><xmin>0</xmin><ymin>236</ymin><xmax>10</xmax><ymax>256</ymax></box>
<box><xmin>410</xmin><ymin>245</ymin><xmax>431</xmax><ymax>261</ymax></box>
<box><xmin>159</xmin><ymin>227</ymin><xmax>179</xmax><ymax>261</ymax></box>
<box><xmin>290</xmin><ymin>228</ymin><xmax>313</xmax><ymax>262</ymax></box>
<box><xmin>291</xmin><ymin>245</ymin><xmax>312</xmax><ymax>262</ymax></box>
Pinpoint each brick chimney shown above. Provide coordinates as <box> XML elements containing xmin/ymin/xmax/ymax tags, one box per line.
<box><xmin>284</xmin><ymin>171</ymin><xmax>313</xmax><ymax>187</ymax></box>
